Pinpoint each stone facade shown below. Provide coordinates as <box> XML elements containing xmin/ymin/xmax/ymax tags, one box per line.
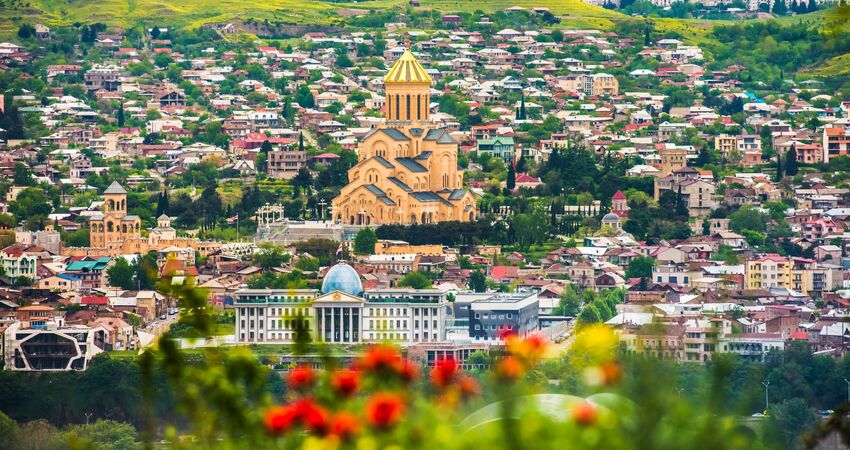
<box><xmin>332</xmin><ymin>49</ymin><xmax>477</xmax><ymax>226</ymax></box>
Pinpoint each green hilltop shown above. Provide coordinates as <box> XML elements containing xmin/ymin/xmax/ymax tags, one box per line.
<box><xmin>2</xmin><ymin>0</ymin><xmax>623</xmax><ymax>34</ymax></box>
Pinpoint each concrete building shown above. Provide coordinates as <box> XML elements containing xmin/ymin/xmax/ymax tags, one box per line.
<box><xmin>3</xmin><ymin>320</ymin><xmax>107</xmax><ymax>371</ymax></box>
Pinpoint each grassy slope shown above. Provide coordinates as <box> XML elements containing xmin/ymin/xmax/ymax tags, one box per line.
<box><xmin>8</xmin><ymin>0</ymin><xmax>623</xmax><ymax>32</ymax></box>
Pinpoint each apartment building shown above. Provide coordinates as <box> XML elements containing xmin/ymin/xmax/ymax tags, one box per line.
<box><xmin>266</xmin><ymin>148</ymin><xmax>307</xmax><ymax>179</ymax></box>
<box><xmin>744</xmin><ymin>254</ymin><xmax>840</xmax><ymax>296</ymax></box>
<box><xmin>823</xmin><ymin>126</ymin><xmax>850</xmax><ymax>162</ymax></box>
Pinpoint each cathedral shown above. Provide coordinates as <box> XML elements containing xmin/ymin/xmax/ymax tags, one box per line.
<box><xmin>332</xmin><ymin>49</ymin><xmax>477</xmax><ymax>226</ymax></box>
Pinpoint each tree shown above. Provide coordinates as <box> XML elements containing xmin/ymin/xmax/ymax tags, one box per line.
<box><xmin>253</xmin><ymin>243</ymin><xmax>290</xmax><ymax>270</ymax></box>
<box><xmin>260</xmin><ymin>140</ymin><xmax>273</xmax><ymax>154</ymax></box>
<box><xmin>469</xmin><ymin>270</ymin><xmax>486</xmax><ymax>292</ymax></box>
<box><xmin>11</xmin><ymin>188</ymin><xmax>52</xmax><ymax>230</ymax></box>
<box><xmin>626</xmin><ymin>255</ymin><xmax>655</xmax><ymax>280</ymax></box>
<box><xmin>396</xmin><ymin>271</ymin><xmax>432</xmax><ymax>289</ymax></box>
<box><xmin>766</xmin><ymin>398</ymin><xmax>817</xmax><ymax>450</ymax></box>
<box><xmin>0</xmin><ymin>411</ymin><xmax>18</xmax><ymax>450</ymax></box>
<box><xmin>354</xmin><ymin>227</ymin><xmax>378</xmax><ymax>255</ymax></box>
<box><xmin>553</xmin><ymin>285</ymin><xmax>582</xmax><ymax>316</ymax></box>
<box><xmin>506</xmin><ymin>163</ymin><xmax>516</xmax><ymax>192</ymax></box>
<box><xmin>784</xmin><ymin>146</ymin><xmax>798</xmax><ymax>177</ymax></box>
<box><xmin>107</xmin><ymin>257</ymin><xmax>135</xmax><ymax>289</ymax></box>
<box><xmin>729</xmin><ymin>205</ymin><xmax>766</xmax><ymax>233</ymax></box>
<box><xmin>577</xmin><ymin>303</ymin><xmax>601</xmax><ymax>324</ymax></box>
<box><xmin>134</xmin><ymin>253</ymin><xmax>159</xmax><ymax>290</ymax></box>
<box><xmin>775</xmin><ymin>153</ymin><xmax>783</xmax><ymax>181</ymax></box>
<box><xmin>294</xmin><ymin>256</ymin><xmax>320</xmax><ymax>272</ymax></box>
<box><xmin>295</xmin><ymin>85</ymin><xmax>315</xmax><ymax>108</ymax></box>
<box><xmin>58</xmin><ymin>420</ymin><xmax>141</xmax><ymax>450</ymax></box>
<box><xmin>117</xmin><ymin>103</ymin><xmax>125</xmax><ymax>127</ymax></box>
<box><xmin>694</xmin><ymin>146</ymin><xmax>711</xmax><ymax>167</ymax></box>
<box><xmin>17</xmin><ymin>24</ymin><xmax>35</xmax><ymax>39</ymax></box>
<box><xmin>13</xmin><ymin>162</ymin><xmax>33</xmax><ymax>186</ymax></box>
<box><xmin>155</xmin><ymin>190</ymin><xmax>170</xmax><ymax>217</ymax></box>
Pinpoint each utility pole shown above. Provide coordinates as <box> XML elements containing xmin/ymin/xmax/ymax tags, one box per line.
<box><xmin>84</xmin><ymin>412</ymin><xmax>93</xmax><ymax>425</ymax></box>
<box><xmin>762</xmin><ymin>380</ymin><xmax>770</xmax><ymax>412</ymax></box>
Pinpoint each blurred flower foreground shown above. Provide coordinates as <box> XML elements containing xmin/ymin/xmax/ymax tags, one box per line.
<box><xmin>139</xmin><ymin>285</ymin><xmax>789</xmax><ymax>450</ymax></box>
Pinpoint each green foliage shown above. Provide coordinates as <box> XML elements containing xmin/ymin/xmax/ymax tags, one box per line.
<box><xmin>396</xmin><ymin>271</ymin><xmax>433</xmax><ymax>289</ymax></box>
<box><xmin>107</xmin><ymin>257</ymin><xmax>135</xmax><ymax>290</ymax></box>
<box><xmin>552</xmin><ymin>284</ymin><xmax>583</xmax><ymax>316</ymax></box>
<box><xmin>11</xmin><ymin>187</ymin><xmax>52</xmax><ymax>230</ymax></box>
<box><xmin>469</xmin><ymin>270</ymin><xmax>487</xmax><ymax>292</ymax></box>
<box><xmin>294</xmin><ymin>255</ymin><xmax>320</xmax><ymax>272</ymax></box>
<box><xmin>252</xmin><ymin>243</ymin><xmax>291</xmax><ymax>270</ymax></box>
<box><xmin>354</xmin><ymin>227</ymin><xmax>378</xmax><ymax>255</ymax></box>
<box><xmin>246</xmin><ymin>271</ymin><xmax>309</xmax><ymax>289</ymax></box>
<box><xmin>625</xmin><ymin>256</ymin><xmax>655</xmax><ymax>280</ymax></box>
<box><xmin>729</xmin><ymin>205</ymin><xmax>767</xmax><ymax>234</ymax></box>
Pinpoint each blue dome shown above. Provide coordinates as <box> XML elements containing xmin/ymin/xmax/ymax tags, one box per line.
<box><xmin>321</xmin><ymin>263</ymin><xmax>363</xmax><ymax>296</ymax></box>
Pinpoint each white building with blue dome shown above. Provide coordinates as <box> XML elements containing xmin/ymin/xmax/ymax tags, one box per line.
<box><xmin>234</xmin><ymin>263</ymin><xmax>448</xmax><ymax>344</ymax></box>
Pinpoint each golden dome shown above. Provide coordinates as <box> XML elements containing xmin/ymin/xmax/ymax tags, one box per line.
<box><xmin>383</xmin><ymin>49</ymin><xmax>432</xmax><ymax>84</ymax></box>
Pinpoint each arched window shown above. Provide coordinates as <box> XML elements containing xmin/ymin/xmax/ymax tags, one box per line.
<box><xmin>406</xmin><ymin>95</ymin><xmax>411</xmax><ymax>120</ymax></box>
<box><xmin>107</xmin><ymin>222</ymin><xmax>113</xmax><ymax>232</ymax></box>
<box><xmin>417</xmin><ymin>95</ymin><xmax>421</xmax><ymax>120</ymax></box>
<box><xmin>122</xmin><ymin>224</ymin><xmax>127</xmax><ymax>233</ymax></box>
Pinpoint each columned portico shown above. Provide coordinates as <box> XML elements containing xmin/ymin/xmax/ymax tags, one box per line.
<box><xmin>313</xmin><ymin>291</ymin><xmax>363</xmax><ymax>343</ymax></box>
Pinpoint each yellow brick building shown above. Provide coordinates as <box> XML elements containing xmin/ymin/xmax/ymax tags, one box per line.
<box><xmin>332</xmin><ymin>49</ymin><xmax>477</xmax><ymax>226</ymax></box>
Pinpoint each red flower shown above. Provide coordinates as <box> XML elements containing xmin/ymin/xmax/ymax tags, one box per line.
<box><xmin>571</xmin><ymin>401</ymin><xmax>598</xmax><ymax>426</ymax></box>
<box><xmin>287</xmin><ymin>365</ymin><xmax>316</xmax><ymax>390</ymax></box>
<box><xmin>264</xmin><ymin>405</ymin><xmax>298</xmax><ymax>436</ymax></box>
<box><xmin>295</xmin><ymin>399</ymin><xmax>329</xmax><ymax>435</ymax></box>
<box><xmin>397</xmin><ymin>359</ymin><xmax>420</xmax><ymax>383</ymax></box>
<box><xmin>496</xmin><ymin>356</ymin><xmax>525</xmax><ymax>381</ymax></box>
<box><xmin>365</xmin><ymin>392</ymin><xmax>405</xmax><ymax>429</ymax></box>
<box><xmin>357</xmin><ymin>344</ymin><xmax>402</xmax><ymax>373</ymax></box>
<box><xmin>457</xmin><ymin>375</ymin><xmax>481</xmax><ymax>399</ymax></box>
<box><xmin>498</xmin><ymin>327</ymin><xmax>518</xmax><ymax>340</ymax></box>
<box><xmin>600</xmin><ymin>360</ymin><xmax>623</xmax><ymax>385</ymax></box>
<box><xmin>330</xmin><ymin>369</ymin><xmax>360</xmax><ymax>398</ymax></box>
<box><xmin>430</xmin><ymin>357</ymin><xmax>459</xmax><ymax>388</ymax></box>
<box><xmin>506</xmin><ymin>334</ymin><xmax>547</xmax><ymax>362</ymax></box>
<box><xmin>329</xmin><ymin>411</ymin><xmax>360</xmax><ymax>441</ymax></box>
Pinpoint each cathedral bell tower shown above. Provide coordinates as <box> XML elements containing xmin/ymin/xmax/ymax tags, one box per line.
<box><xmin>383</xmin><ymin>36</ymin><xmax>431</xmax><ymax>124</ymax></box>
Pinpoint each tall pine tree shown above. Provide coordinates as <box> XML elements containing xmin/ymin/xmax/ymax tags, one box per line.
<box><xmin>785</xmin><ymin>145</ymin><xmax>798</xmax><ymax>177</ymax></box>
<box><xmin>775</xmin><ymin>153</ymin><xmax>783</xmax><ymax>182</ymax></box>
<box><xmin>117</xmin><ymin>103</ymin><xmax>125</xmax><ymax>127</ymax></box>
<box><xmin>155</xmin><ymin>190</ymin><xmax>170</xmax><ymax>217</ymax></box>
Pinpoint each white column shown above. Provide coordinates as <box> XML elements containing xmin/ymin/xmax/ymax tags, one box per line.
<box><xmin>331</xmin><ymin>308</ymin><xmax>336</xmax><ymax>343</ymax></box>
<box><xmin>348</xmin><ymin>308</ymin><xmax>354</xmax><ymax>343</ymax></box>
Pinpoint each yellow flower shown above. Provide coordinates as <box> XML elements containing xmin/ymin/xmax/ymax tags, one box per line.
<box><xmin>571</xmin><ymin>324</ymin><xmax>619</xmax><ymax>367</ymax></box>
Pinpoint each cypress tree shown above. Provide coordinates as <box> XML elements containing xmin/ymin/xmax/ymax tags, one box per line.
<box><xmin>298</xmin><ymin>132</ymin><xmax>304</xmax><ymax>151</ymax></box>
<box><xmin>117</xmin><ymin>103</ymin><xmax>125</xmax><ymax>127</ymax></box>
<box><xmin>156</xmin><ymin>190</ymin><xmax>170</xmax><ymax>217</ymax></box>
<box><xmin>507</xmin><ymin>163</ymin><xmax>516</xmax><ymax>191</ymax></box>
<box><xmin>785</xmin><ymin>145</ymin><xmax>798</xmax><ymax>176</ymax></box>
<box><xmin>775</xmin><ymin>153</ymin><xmax>783</xmax><ymax>181</ymax></box>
